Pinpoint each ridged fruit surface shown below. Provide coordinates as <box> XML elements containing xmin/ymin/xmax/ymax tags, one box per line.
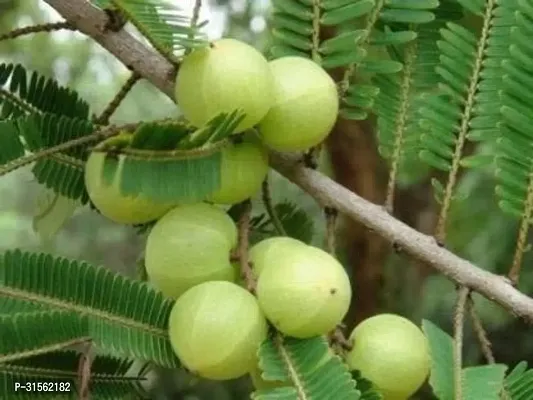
<box><xmin>175</xmin><ymin>38</ymin><xmax>274</xmax><ymax>132</ymax></box>
<box><xmin>168</xmin><ymin>281</ymin><xmax>268</xmax><ymax>380</ymax></box>
<box><xmin>346</xmin><ymin>314</ymin><xmax>430</xmax><ymax>399</ymax></box>
<box><xmin>145</xmin><ymin>203</ymin><xmax>237</xmax><ymax>299</ymax></box>
<box><xmin>258</xmin><ymin>56</ymin><xmax>339</xmax><ymax>151</ymax></box>
<box><xmin>85</xmin><ymin>150</ymin><xmax>174</xmax><ymax>224</ymax></box>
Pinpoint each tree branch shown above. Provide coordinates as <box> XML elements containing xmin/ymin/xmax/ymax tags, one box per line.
<box><xmin>43</xmin><ymin>0</ymin><xmax>533</xmax><ymax>322</ymax></box>
<box><xmin>43</xmin><ymin>0</ymin><xmax>176</xmax><ymax>99</ymax></box>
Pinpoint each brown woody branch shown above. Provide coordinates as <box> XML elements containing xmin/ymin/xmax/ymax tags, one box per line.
<box><xmin>43</xmin><ymin>0</ymin><xmax>533</xmax><ymax>322</ymax></box>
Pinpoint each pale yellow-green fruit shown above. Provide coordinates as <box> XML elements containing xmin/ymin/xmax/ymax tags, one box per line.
<box><xmin>258</xmin><ymin>56</ymin><xmax>339</xmax><ymax>151</ymax></box>
<box><xmin>249</xmin><ymin>236</ymin><xmax>307</xmax><ymax>277</ymax></box>
<box><xmin>145</xmin><ymin>203</ymin><xmax>238</xmax><ymax>299</ymax></box>
<box><xmin>175</xmin><ymin>38</ymin><xmax>274</xmax><ymax>132</ymax></box>
<box><xmin>84</xmin><ymin>151</ymin><xmax>174</xmax><ymax>224</ymax></box>
<box><xmin>168</xmin><ymin>281</ymin><xmax>268</xmax><ymax>380</ymax></box>
<box><xmin>208</xmin><ymin>139</ymin><xmax>269</xmax><ymax>205</ymax></box>
<box><xmin>346</xmin><ymin>314</ymin><xmax>430</xmax><ymax>399</ymax></box>
<box><xmin>256</xmin><ymin>243</ymin><xmax>351</xmax><ymax>338</ymax></box>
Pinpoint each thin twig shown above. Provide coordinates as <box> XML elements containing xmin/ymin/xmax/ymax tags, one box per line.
<box><xmin>453</xmin><ymin>286</ymin><xmax>470</xmax><ymax>400</ymax></box>
<box><xmin>94</xmin><ymin>71</ymin><xmax>141</xmax><ymax>125</ymax></box>
<box><xmin>324</xmin><ymin>207</ymin><xmax>338</xmax><ymax>256</ymax></box>
<box><xmin>237</xmin><ymin>199</ymin><xmax>256</xmax><ymax>293</ymax></box>
<box><xmin>328</xmin><ymin>324</ymin><xmax>352</xmax><ymax>357</ymax></box>
<box><xmin>0</xmin><ymin>123</ymin><xmax>137</xmax><ymax>177</ymax></box>
<box><xmin>0</xmin><ymin>337</ymin><xmax>91</xmax><ymax>364</ymax></box>
<box><xmin>0</xmin><ymin>22</ymin><xmax>74</xmax><ymax>41</ymax></box>
<box><xmin>508</xmin><ymin>174</ymin><xmax>533</xmax><ymax>285</ymax></box>
<box><xmin>467</xmin><ymin>296</ymin><xmax>495</xmax><ymax>364</ymax></box>
<box><xmin>185</xmin><ymin>0</ymin><xmax>202</xmax><ymax>56</ymax></box>
<box><xmin>77</xmin><ymin>341</ymin><xmax>95</xmax><ymax>400</ymax></box>
<box><xmin>261</xmin><ymin>178</ymin><xmax>286</xmax><ymax>236</ymax></box>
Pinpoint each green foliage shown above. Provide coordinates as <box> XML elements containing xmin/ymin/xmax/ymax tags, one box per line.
<box><xmin>1</xmin><ymin>351</ymin><xmax>144</xmax><ymax>399</ymax></box>
<box><xmin>248</xmin><ymin>200</ymin><xmax>315</xmax><ymax>245</ymax></box>
<box><xmin>252</xmin><ymin>335</ymin><xmax>359</xmax><ymax>399</ymax></box>
<box><xmin>350</xmin><ymin>370</ymin><xmax>382</xmax><ymax>400</ymax></box>
<box><xmin>414</xmin><ymin>0</ymin><xmax>515</xmax><ymax>211</ymax></box>
<box><xmin>95</xmin><ymin>110</ymin><xmax>245</xmax><ymax>204</ymax></box>
<box><xmin>269</xmin><ymin>0</ymin><xmax>439</xmax><ymax>122</ymax></box>
<box><xmin>0</xmin><ymin>250</ymin><xmax>179</xmax><ymax>368</ymax></box>
<box><xmin>0</xmin><ymin>311</ymin><xmax>88</xmax><ymax>363</ymax></box>
<box><xmin>496</xmin><ymin>0</ymin><xmax>533</xmax><ymax>222</ymax></box>
<box><xmin>0</xmin><ymin>63</ymin><xmax>90</xmax><ymax>120</ymax></box>
<box><xmin>0</xmin><ymin>63</ymin><xmax>95</xmax><ymax>204</ymax></box>
<box><xmin>0</xmin><ymin>112</ymin><xmax>93</xmax><ymax>204</ymax></box>
<box><xmin>505</xmin><ymin>361</ymin><xmax>533</xmax><ymax>399</ymax></box>
<box><xmin>421</xmin><ymin>319</ymin><xmax>533</xmax><ymax>399</ymax></box>
<box><xmin>373</xmin><ymin>22</ymin><xmax>442</xmax><ymax>183</ymax></box>
<box><xmin>91</xmin><ymin>0</ymin><xmax>208</xmax><ymax>59</ymax></box>
<box><xmin>2</xmin><ymin>0</ymin><xmax>533</xmax><ymax>398</ymax></box>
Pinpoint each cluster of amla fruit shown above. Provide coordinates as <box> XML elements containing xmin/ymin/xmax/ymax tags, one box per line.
<box><xmin>84</xmin><ymin>38</ymin><xmax>431</xmax><ymax>399</ymax></box>
<box><xmin>85</xmin><ymin>38</ymin><xmax>340</xmax><ymax>225</ymax></box>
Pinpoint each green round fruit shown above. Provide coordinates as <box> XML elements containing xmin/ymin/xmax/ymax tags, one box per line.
<box><xmin>249</xmin><ymin>236</ymin><xmax>307</xmax><ymax>277</ymax></box>
<box><xmin>258</xmin><ymin>56</ymin><xmax>339</xmax><ymax>151</ymax></box>
<box><xmin>168</xmin><ymin>281</ymin><xmax>268</xmax><ymax>380</ymax></box>
<box><xmin>256</xmin><ymin>243</ymin><xmax>351</xmax><ymax>338</ymax></box>
<box><xmin>175</xmin><ymin>38</ymin><xmax>274</xmax><ymax>132</ymax></box>
<box><xmin>346</xmin><ymin>314</ymin><xmax>430</xmax><ymax>399</ymax></box>
<box><xmin>145</xmin><ymin>203</ymin><xmax>238</xmax><ymax>299</ymax></box>
<box><xmin>208</xmin><ymin>139</ymin><xmax>269</xmax><ymax>204</ymax></box>
<box><xmin>84</xmin><ymin>150</ymin><xmax>174</xmax><ymax>224</ymax></box>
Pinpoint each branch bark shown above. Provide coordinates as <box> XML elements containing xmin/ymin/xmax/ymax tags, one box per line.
<box><xmin>43</xmin><ymin>0</ymin><xmax>533</xmax><ymax>322</ymax></box>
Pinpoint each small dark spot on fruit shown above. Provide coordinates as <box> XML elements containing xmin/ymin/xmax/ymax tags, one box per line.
<box><xmin>330</xmin><ymin>288</ymin><xmax>337</xmax><ymax>295</ymax></box>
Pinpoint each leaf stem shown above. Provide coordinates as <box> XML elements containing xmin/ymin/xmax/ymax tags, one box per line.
<box><xmin>434</xmin><ymin>0</ymin><xmax>496</xmax><ymax>244</ymax></box>
<box><xmin>0</xmin><ymin>22</ymin><xmax>74</xmax><ymax>41</ymax></box>
<box><xmin>508</xmin><ymin>171</ymin><xmax>533</xmax><ymax>284</ymax></box>
<box><xmin>311</xmin><ymin>0</ymin><xmax>321</xmax><ymax>64</ymax></box>
<box><xmin>453</xmin><ymin>286</ymin><xmax>470</xmax><ymax>400</ymax></box>
<box><xmin>0</xmin><ymin>88</ymin><xmax>41</xmax><ymax>115</ymax></box>
<box><xmin>385</xmin><ymin>36</ymin><xmax>416</xmax><ymax>214</ymax></box>
<box><xmin>467</xmin><ymin>296</ymin><xmax>495</xmax><ymax>364</ymax></box>
<box><xmin>94</xmin><ymin>71</ymin><xmax>141</xmax><ymax>125</ymax></box>
<box><xmin>261</xmin><ymin>178</ymin><xmax>286</xmax><ymax>236</ymax></box>
<box><xmin>324</xmin><ymin>206</ymin><xmax>337</xmax><ymax>255</ymax></box>
<box><xmin>185</xmin><ymin>0</ymin><xmax>202</xmax><ymax>56</ymax></box>
<box><xmin>0</xmin><ymin>123</ymin><xmax>136</xmax><ymax>178</ymax></box>
<box><xmin>236</xmin><ymin>199</ymin><xmax>256</xmax><ymax>293</ymax></box>
<box><xmin>77</xmin><ymin>341</ymin><xmax>95</xmax><ymax>400</ymax></box>
<box><xmin>109</xmin><ymin>0</ymin><xmax>179</xmax><ymax>66</ymax></box>
<box><xmin>0</xmin><ymin>337</ymin><xmax>92</xmax><ymax>364</ymax></box>
<box><xmin>339</xmin><ymin>0</ymin><xmax>384</xmax><ymax>95</ymax></box>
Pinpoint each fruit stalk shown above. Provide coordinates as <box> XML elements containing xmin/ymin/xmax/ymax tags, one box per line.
<box><xmin>236</xmin><ymin>199</ymin><xmax>257</xmax><ymax>293</ymax></box>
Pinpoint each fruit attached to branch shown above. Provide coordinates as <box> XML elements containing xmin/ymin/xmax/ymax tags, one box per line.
<box><xmin>168</xmin><ymin>281</ymin><xmax>268</xmax><ymax>380</ymax></box>
<box><xmin>145</xmin><ymin>203</ymin><xmax>238</xmax><ymax>298</ymax></box>
<box><xmin>249</xmin><ymin>236</ymin><xmax>307</xmax><ymax>277</ymax></box>
<box><xmin>258</xmin><ymin>56</ymin><xmax>339</xmax><ymax>151</ymax></box>
<box><xmin>254</xmin><ymin>237</ymin><xmax>351</xmax><ymax>338</ymax></box>
<box><xmin>175</xmin><ymin>38</ymin><xmax>274</xmax><ymax>132</ymax></box>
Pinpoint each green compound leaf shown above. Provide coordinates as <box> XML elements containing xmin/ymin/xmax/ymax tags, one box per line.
<box><xmin>0</xmin><ymin>250</ymin><xmax>179</xmax><ymax>369</ymax></box>
<box><xmin>95</xmin><ymin>110</ymin><xmax>244</xmax><ymax>204</ymax></box>
<box><xmin>253</xmin><ymin>335</ymin><xmax>360</xmax><ymax>400</ymax></box>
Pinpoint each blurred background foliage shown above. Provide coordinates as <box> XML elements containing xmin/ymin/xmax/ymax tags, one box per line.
<box><xmin>0</xmin><ymin>0</ymin><xmax>531</xmax><ymax>399</ymax></box>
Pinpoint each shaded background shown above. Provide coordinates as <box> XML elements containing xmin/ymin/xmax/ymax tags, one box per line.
<box><xmin>0</xmin><ymin>0</ymin><xmax>532</xmax><ymax>398</ymax></box>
